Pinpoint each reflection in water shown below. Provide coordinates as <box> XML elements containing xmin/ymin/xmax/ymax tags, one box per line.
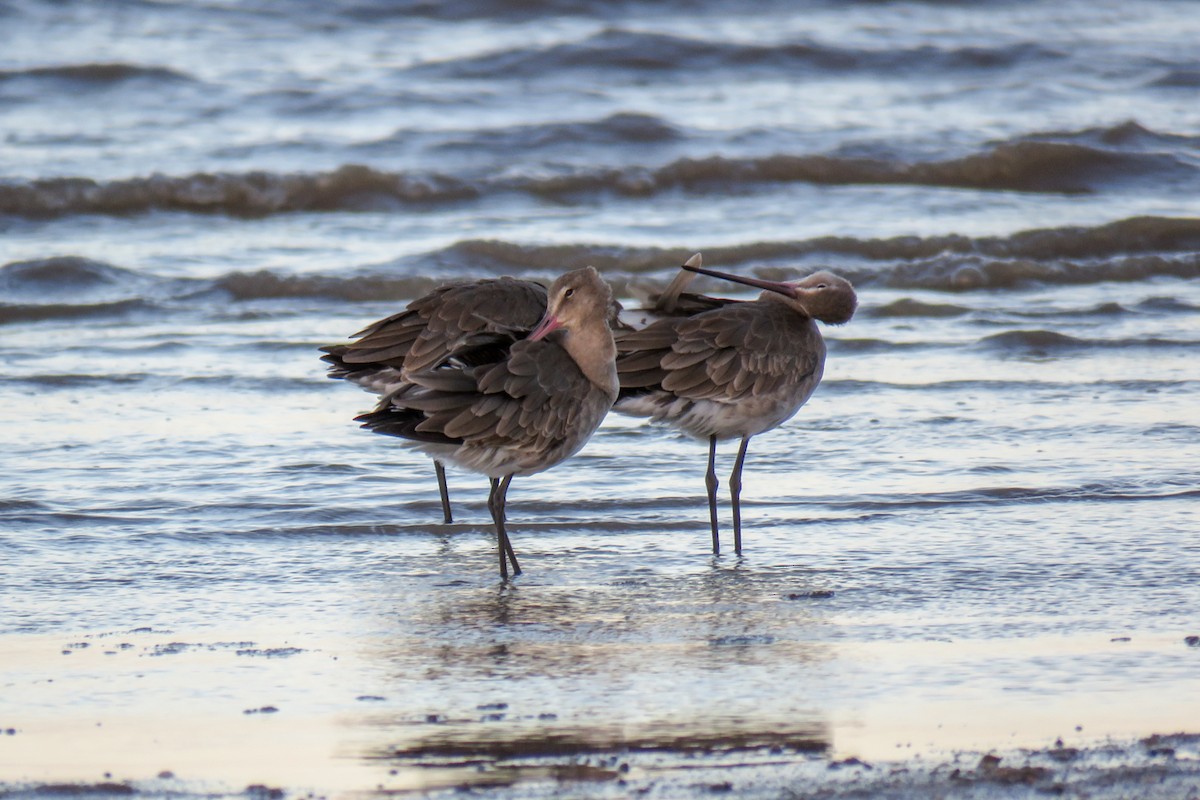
<box><xmin>351</xmin><ymin>557</ymin><xmax>832</xmax><ymax>788</ymax></box>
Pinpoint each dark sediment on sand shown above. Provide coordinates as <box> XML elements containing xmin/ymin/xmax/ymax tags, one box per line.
<box><xmin>1</xmin><ymin>732</ymin><xmax>1197</xmax><ymax>799</ymax></box>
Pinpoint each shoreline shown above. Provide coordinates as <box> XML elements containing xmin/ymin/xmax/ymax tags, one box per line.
<box><xmin>2</xmin><ymin>732</ymin><xmax>1198</xmax><ymax>798</ymax></box>
<box><xmin>4</xmin><ymin>627</ymin><xmax>1199</xmax><ymax>798</ymax></box>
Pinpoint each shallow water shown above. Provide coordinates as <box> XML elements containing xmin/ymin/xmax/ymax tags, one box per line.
<box><xmin>2</xmin><ymin>0</ymin><xmax>1199</xmax><ymax>795</ymax></box>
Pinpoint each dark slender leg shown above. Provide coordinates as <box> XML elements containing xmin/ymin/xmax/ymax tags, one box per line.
<box><xmin>706</xmin><ymin>435</ymin><xmax>720</xmax><ymax>554</ymax></box>
<box><xmin>498</xmin><ymin>477</ymin><xmax>519</xmax><ymax>576</ymax></box>
<box><xmin>730</xmin><ymin>436</ymin><xmax>751</xmax><ymax>555</ymax></box>
<box><xmin>488</xmin><ymin>479</ymin><xmax>507</xmax><ymax>579</ymax></box>
<box><xmin>488</xmin><ymin>476</ymin><xmax>520</xmax><ymax>579</ymax></box>
<box><xmin>435</xmin><ymin>460</ymin><xmax>453</xmax><ymax>524</ymax></box>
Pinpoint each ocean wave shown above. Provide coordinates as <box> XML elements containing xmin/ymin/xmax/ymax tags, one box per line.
<box><xmin>0</xmin><ymin>165</ymin><xmax>476</xmax><ymax>218</ymax></box>
<box><xmin>827</xmin><ymin>338</ymin><xmax>935</xmax><ymax>354</ymax></box>
<box><xmin>0</xmin><ymin>373</ymin><xmax>153</xmax><ymax>388</ymax></box>
<box><xmin>424</xmin><ymin>112</ymin><xmax>682</xmax><ymax>152</ymax></box>
<box><xmin>192</xmin><ymin>249</ymin><xmax>1200</xmax><ymax>302</ymax></box>
<box><xmin>977</xmin><ymin>330</ymin><xmax>1196</xmax><ymax>352</ymax></box>
<box><xmin>1005</xmin><ymin>301</ymin><xmax>1136</xmax><ymax>319</ymax></box>
<box><xmin>0</xmin><ymin>299</ymin><xmax>156</xmax><ymax>325</ymax></box>
<box><xmin>867</xmin><ymin>299</ymin><xmax>972</xmax><ymax>318</ymax></box>
<box><xmin>209</xmin><ymin>270</ymin><xmax>452</xmax><ymax>302</ymax></box>
<box><xmin>5</xmin><ymin>136</ymin><xmax>1193</xmax><ymax>219</ymax></box>
<box><xmin>0</xmin><ymin>62</ymin><xmax>194</xmax><ymax>86</ymax></box>
<box><xmin>823</xmin><ymin>378</ymin><xmax>1196</xmax><ymax>394</ymax></box>
<box><xmin>1136</xmin><ymin>296</ymin><xmax>1200</xmax><ymax>313</ymax></box>
<box><xmin>1148</xmin><ymin>69</ymin><xmax>1200</xmax><ymax>88</ymax></box>
<box><xmin>334</xmin><ymin>0</ymin><xmax>812</xmax><ymax>21</ymax></box>
<box><xmin>0</xmin><ymin>256</ymin><xmax>182</xmax><ymax>325</ymax></box>
<box><xmin>880</xmin><ymin>253</ymin><xmax>1200</xmax><ymax>290</ymax></box>
<box><xmin>1021</xmin><ymin>120</ymin><xmax>1200</xmax><ymax>156</ymax></box>
<box><xmin>410</xmin><ymin>28</ymin><xmax>1063</xmax><ymax>79</ymax></box>
<box><xmin>0</xmin><ymin>371</ymin><xmax>320</xmax><ymax>392</ymax></box>
<box><xmin>839</xmin><ymin>482</ymin><xmax>1200</xmax><ymax>511</ymax></box>
<box><xmin>0</xmin><ymin>255</ymin><xmax>395</xmax><ymax>316</ymax></box>
<box><xmin>4</xmin><ymin>218</ymin><xmax>1198</xmax><ymax>318</ymax></box>
<box><xmin>175</xmin><ymin>375</ymin><xmax>328</xmax><ymax>391</ymax></box>
<box><xmin>352</xmin><ymin>112</ymin><xmax>682</xmax><ymax>159</ymax></box>
<box><xmin>430</xmin><ymin>223</ymin><xmax>1200</xmax><ymax>288</ymax></box>
<box><xmin>0</xmin><ymin>256</ymin><xmax>145</xmax><ymax>295</ymax></box>
<box><xmin>510</xmin><ymin>144</ymin><xmax>1183</xmax><ymax>197</ymax></box>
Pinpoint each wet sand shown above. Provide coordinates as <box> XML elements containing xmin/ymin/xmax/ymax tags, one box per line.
<box><xmin>3</xmin><ymin>721</ymin><xmax>1199</xmax><ymax>799</ymax></box>
<box><xmin>3</xmin><ymin>626</ymin><xmax>1199</xmax><ymax>799</ymax></box>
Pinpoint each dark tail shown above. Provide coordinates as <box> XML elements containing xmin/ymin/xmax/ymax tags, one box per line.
<box><xmin>319</xmin><ymin>344</ymin><xmax>354</xmax><ymax>380</ymax></box>
<box><xmin>355</xmin><ymin>407</ymin><xmax>462</xmax><ymax>446</ymax></box>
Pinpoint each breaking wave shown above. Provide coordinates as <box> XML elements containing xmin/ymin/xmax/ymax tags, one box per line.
<box><xmin>514</xmin><ymin>142</ymin><xmax>1186</xmax><ymax>197</ymax></box>
<box><xmin>409</xmin><ymin>28</ymin><xmax>1065</xmax><ymax>79</ymax></box>
<box><xmin>191</xmin><ymin>245</ymin><xmax>1200</xmax><ymax>298</ymax></box>
<box><xmin>421</xmin><ymin>219</ymin><xmax>1200</xmax><ymax>289</ymax></box>
<box><xmin>4</xmin><ymin>123</ymin><xmax>1196</xmax><ymax>219</ymax></box>
<box><xmin>4</xmin><ymin>216</ymin><xmax>1199</xmax><ymax>326</ymax></box>
<box><xmin>0</xmin><ymin>166</ymin><xmax>476</xmax><ymax>218</ymax></box>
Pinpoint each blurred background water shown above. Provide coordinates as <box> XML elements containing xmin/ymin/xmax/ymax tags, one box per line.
<box><xmin>1</xmin><ymin>0</ymin><xmax>1199</xmax><ymax>793</ymax></box>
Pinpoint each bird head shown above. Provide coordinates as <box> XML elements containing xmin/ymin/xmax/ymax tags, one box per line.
<box><xmin>529</xmin><ymin>266</ymin><xmax>616</xmax><ymax>340</ymax></box>
<box><xmin>681</xmin><ymin>263</ymin><xmax>857</xmax><ymax>325</ymax></box>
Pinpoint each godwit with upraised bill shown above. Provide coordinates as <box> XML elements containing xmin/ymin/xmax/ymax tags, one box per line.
<box><xmin>354</xmin><ymin>267</ymin><xmax>619</xmax><ymax>579</ymax></box>
<box><xmin>614</xmin><ymin>261</ymin><xmax>857</xmax><ymax>554</ymax></box>
<box><xmin>320</xmin><ymin>277</ymin><xmax>547</xmax><ymax>523</ymax></box>
<box><xmin>617</xmin><ymin>254</ymin><xmax>729</xmax><ymax>329</ymax></box>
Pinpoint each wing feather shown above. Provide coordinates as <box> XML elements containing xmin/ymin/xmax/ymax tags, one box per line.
<box><xmin>616</xmin><ymin>300</ymin><xmax>822</xmax><ymax>404</ymax></box>
<box><xmin>375</xmin><ymin>338</ymin><xmax>611</xmax><ymax>454</ymax></box>
<box><xmin>327</xmin><ymin>278</ymin><xmax>547</xmax><ymax>377</ymax></box>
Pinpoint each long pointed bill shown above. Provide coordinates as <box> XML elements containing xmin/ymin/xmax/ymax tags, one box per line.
<box><xmin>681</xmin><ymin>263</ymin><xmax>798</xmax><ymax>299</ymax></box>
<box><xmin>528</xmin><ymin>313</ymin><xmax>563</xmax><ymax>341</ymax></box>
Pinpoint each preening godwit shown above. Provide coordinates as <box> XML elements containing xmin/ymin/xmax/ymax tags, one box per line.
<box><xmin>353</xmin><ymin>267</ymin><xmax>619</xmax><ymax>579</ymax></box>
<box><xmin>615</xmin><ymin>260</ymin><xmax>857</xmax><ymax>554</ymax></box>
<box><xmin>320</xmin><ymin>277</ymin><xmax>547</xmax><ymax>523</ymax></box>
<box><xmin>617</xmin><ymin>253</ymin><xmax>730</xmax><ymax>330</ymax></box>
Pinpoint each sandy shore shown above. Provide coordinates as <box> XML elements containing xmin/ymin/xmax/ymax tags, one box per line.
<box><xmin>1</xmin><ymin>732</ymin><xmax>1199</xmax><ymax>798</ymax></box>
<box><xmin>4</xmin><ymin>623</ymin><xmax>1200</xmax><ymax>799</ymax></box>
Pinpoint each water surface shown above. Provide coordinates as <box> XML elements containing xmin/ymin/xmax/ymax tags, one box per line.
<box><xmin>2</xmin><ymin>0</ymin><xmax>1199</xmax><ymax>795</ymax></box>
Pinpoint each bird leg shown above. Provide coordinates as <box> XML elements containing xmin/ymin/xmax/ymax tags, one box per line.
<box><xmin>435</xmin><ymin>460</ymin><xmax>453</xmax><ymax>524</ymax></box>
<box><xmin>488</xmin><ymin>476</ymin><xmax>520</xmax><ymax>579</ymax></box>
<box><xmin>729</xmin><ymin>436</ymin><xmax>751</xmax><ymax>555</ymax></box>
<box><xmin>498</xmin><ymin>477</ymin><xmax>520</xmax><ymax>576</ymax></box>
<box><xmin>488</xmin><ymin>478</ymin><xmax>508</xmax><ymax>579</ymax></box>
<box><xmin>706</xmin><ymin>435</ymin><xmax>720</xmax><ymax>554</ymax></box>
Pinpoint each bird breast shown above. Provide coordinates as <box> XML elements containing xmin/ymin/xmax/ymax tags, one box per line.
<box><xmin>616</xmin><ymin>359</ymin><xmax>824</xmax><ymax>441</ymax></box>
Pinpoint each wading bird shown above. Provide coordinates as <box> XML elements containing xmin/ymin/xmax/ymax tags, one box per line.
<box><xmin>321</xmin><ymin>277</ymin><xmax>546</xmax><ymax>523</ymax></box>
<box><xmin>614</xmin><ymin>260</ymin><xmax>857</xmax><ymax>555</ymax></box>
<box><xmin>349</xmin><ymin>267</ymin><xmax>618</xmax><ymax>579</ymax></box>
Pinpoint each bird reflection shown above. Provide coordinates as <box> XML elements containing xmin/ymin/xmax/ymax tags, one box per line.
<box><xmin>347</xmin><ymin>556</ymin><xmax>836</xmax><ymax>789</ymax></box>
